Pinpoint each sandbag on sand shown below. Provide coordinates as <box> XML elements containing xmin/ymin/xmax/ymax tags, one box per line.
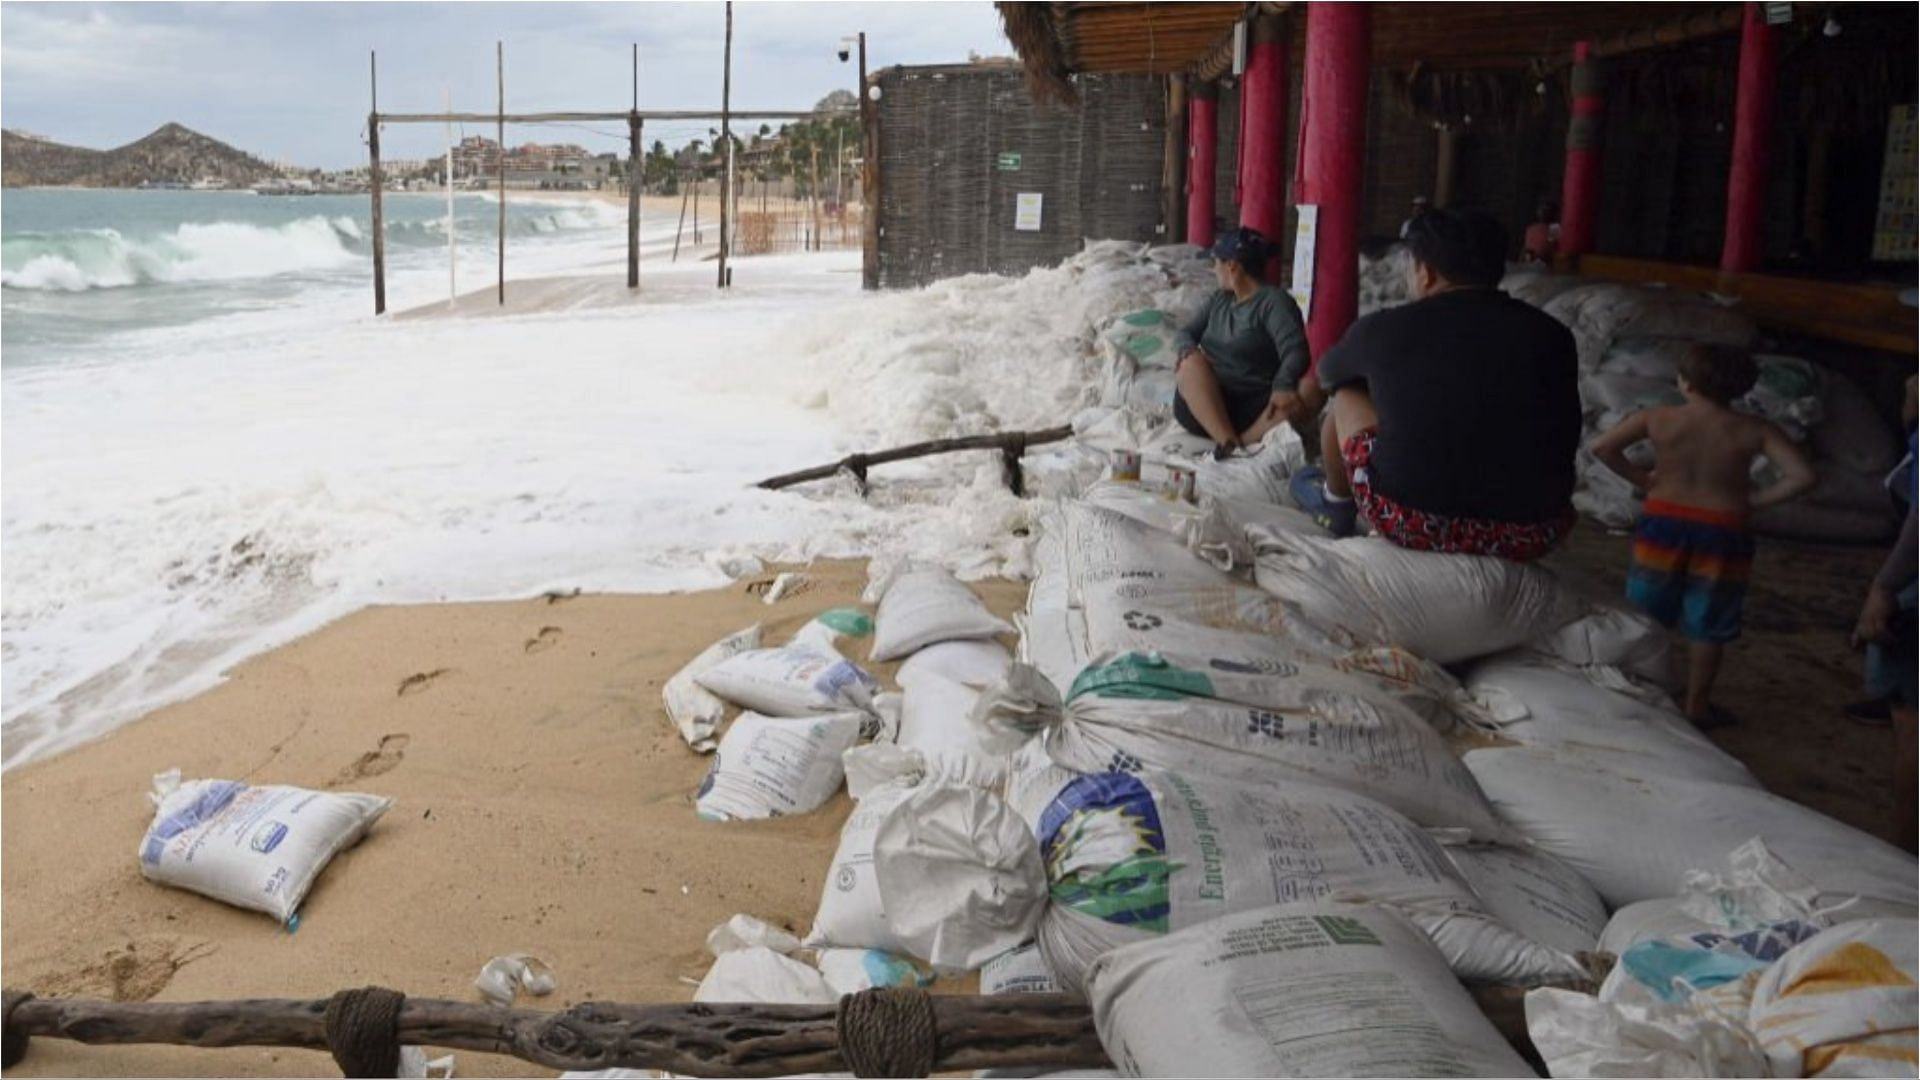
<box><xmin>662</xmin><ymin>624</ymin><xmax>761</xmax><ymax>752</ymax></box>
<box><xmin>695</xmin><ymin>642</ymin><xmax>879</xmax><ymax>717</ymax></box>
<box><xmin>869</xmin><ymin>565</ymin><xmax>1013</xmax><ymax>662</ymax></box>
<box><xmin>1024</xmin><ymin>768</ymin><xmax>1587</xmax><ymax>996</ymax></box>
<box><xmin>140</xmin><ymin>769</ymin><xmax>391</xmax><ymax>923</ymax></box>
<box><xmin>896</xmin><ymin>639</ymin><xmax>1012</xmax><ymax>690</ymax></box>
<box><xmin>978</xmin><ymin>652</ymin><xmax>1512</xmax><ymax>840</ymax></box>
<box><xmin>694</xmin><ymin>711</ymin><xmax>863</xmax><ymax>821</ymax></box>
<box><xmin>1088</xmin><ymin>902</ymin><xmax>1536</xmax><ymax>1078</ymax></box>
<box><xmin>1248</xmin><ymin>527</ymin><xmax>1585</xmax><ymax>664</ymax></box>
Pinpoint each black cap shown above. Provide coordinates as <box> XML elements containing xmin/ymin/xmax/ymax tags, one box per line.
<box><xmin>1209</xmin><ymin>226</ymin><xmax>1270</xmax><ymax>263</ymax></box>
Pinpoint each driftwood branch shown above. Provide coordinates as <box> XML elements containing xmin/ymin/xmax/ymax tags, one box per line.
<box><xmin>1</xmin><ymin>990</ymin><xmax>1109</xmax><ymax>1078</ymax></box>
<box><xmin>757</xmin><ymin>425</ymin><xmax>1075</xmax><ymax>494</ymax></box>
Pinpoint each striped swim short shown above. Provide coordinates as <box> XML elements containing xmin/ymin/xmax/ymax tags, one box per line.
<box><xmin>1627</xmin><ymin>499</ymin><xmax>1755</xmax><ymax>644</ymax></box>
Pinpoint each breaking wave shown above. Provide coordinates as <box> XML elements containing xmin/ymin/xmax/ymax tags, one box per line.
<box><xmin>0</xmin><ymin>216</ymin><xmax>364</xmax><ymax>291</ymax></box>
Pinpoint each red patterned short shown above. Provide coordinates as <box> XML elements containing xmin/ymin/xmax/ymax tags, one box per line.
<box><xmin>1342</xmin><ymin>429</ymin><xmax>1573</xmax><ymax>562</ymax></box>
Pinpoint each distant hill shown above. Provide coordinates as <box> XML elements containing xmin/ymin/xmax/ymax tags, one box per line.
<box><xmin>2</xmin><ymin>123</ymin><xmax>283</xmax><ymax>188</ymax></box>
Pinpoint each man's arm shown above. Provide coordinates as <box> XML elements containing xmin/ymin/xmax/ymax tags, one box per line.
<box><xmin>1855</xmin><ymin>503</ymin><xmax>1917</xmax><ymax>648</ymax></box>
<box><xmin>1171</xmin><ymin>294</ymin><xmax>1217</xmax><ymax>360</ymax></box>
<box><xmin>1749</xmin><ymin>421</ymin><xmax>1818</xmax><ymax>510</ymax></box>
<box><xmin>1265</xmin><ymin>293</ymin><xmax>1312</xmax><ymax>394</ymax></box>
<box><xmin>1588</xmin><ymin>411</ymin><xmax>1655</xmax><ymax>492</ymax></box>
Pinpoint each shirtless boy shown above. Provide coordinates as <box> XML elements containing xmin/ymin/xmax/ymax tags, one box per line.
<box><xmin>1588</xmin><ymin>345</ymin><xmax>1817</xmax><ymax>728</ymax></box>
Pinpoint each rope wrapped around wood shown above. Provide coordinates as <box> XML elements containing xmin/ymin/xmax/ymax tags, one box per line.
<box><xmin>324</xmin><ymin>986</ymin><xmax>406</xmax><ymax>1078</ymax></box>
<box><xmin>1</xmin><ymin>990</ymin><xmax>33</xmax><ymax>1069</ymax></box>
<box><xmin>835</xmin><ymin>987</ymin><xmax>936</xmax><ymax>1078</ymax></box>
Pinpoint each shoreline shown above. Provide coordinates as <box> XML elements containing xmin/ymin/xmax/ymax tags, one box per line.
<box><xmin>0</xmin><ymin>558</ymin><xmax>1021</xmax><ymax>1077</ymax></box>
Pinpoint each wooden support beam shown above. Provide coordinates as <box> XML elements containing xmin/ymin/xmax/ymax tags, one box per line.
<box><xmin>1162</xmin><ymin>74</ymin><xmax>1188</xmax><ymax>245</ymax></box>
<box><xmin>718</xmin><ymin>2</ymin><xmax>733</xmax><ymax>289</ymax></box>
<box><xmin>758</xmin><ymin>426</ymin><xmax>1074</xmax><ymax>493</ymax></box>
<box><xmin>860</xmin><ymin>32</ymin><xmax>879</xmax><ymax>290</ymax></box>
<box><xmin>628</xmin><ymin>113</ymin><xmax>642</xmax><ymax>289</ymax></box>
<box><xmin>375</xmin><ymin>110</ymin><xmax>830</xmax><ymax>124</ymax></box>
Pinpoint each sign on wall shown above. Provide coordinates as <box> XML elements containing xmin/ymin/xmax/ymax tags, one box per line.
<box><xmin>1015</xmin><ymin>192</ymin><xmax>1044</xmax><ymax>232</ymax></box>
<box><xmin>996</xmin><ymin>152</ymin><xmax>1022</xmax><ymax>172</ymax></box>
<box><xmin>1289</xmin><ymin>204</ymin><xmax>1318</xmax><ymax>315</ymax></box>
<box><xmin>1872</xmin><ymin>105</ymin><xmax>1916</xmax><ymax>262</ymax></box>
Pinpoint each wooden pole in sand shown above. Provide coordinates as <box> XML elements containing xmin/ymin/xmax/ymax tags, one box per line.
<box><xmin>673</xmin><ymin>176</ymin><xmax>689</xmax><ymax>260</ymax></box>
<box><xmin>717</xmin><ymin>1</ymin><xmax>733</xmax><ymax>288</ymax></box>
<box><xmin>445</xmin><ymin>85</ymin><xmax>456</xmax><ymax>307</ymax></box>
<box><xmin>628</xmin><ymin>44</ymin><xmax>641</xmax><ymax>290</ymax></box>
<box><xmin>369</xmin><ymin>51</ymin><xmax>386</xmax><ymax>316</ymax></box>
<box><xmin>496</xmin><ymin>41</ymin><xmax>506</xmax><ymax>306</ymax></box>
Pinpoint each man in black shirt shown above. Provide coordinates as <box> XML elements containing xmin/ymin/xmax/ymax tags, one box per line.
<box><xmin>1289</xmin><ymin>208</ymin><xmax>1581</xmax><ymax>561</ymax></box>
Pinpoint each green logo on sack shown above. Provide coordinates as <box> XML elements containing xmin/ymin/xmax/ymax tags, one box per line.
<box><xmin>1314</xmin><ymin>914</ymin><xmax>1382</xmax><ymax>946</ymax></box>
<box><xmin>813</xmin><ymin>607</ymin><xmax>874</xmax><ymax>637</ymax></box>
<box><xmin>1121</xmin><ymin>309</ymin><xmax>1169</xmax><ymax>327</ymax></box>
<box><xmin>1121</xmin><ymin>332</ymin><xmax>1165</xmax><ymax>361</ymax></box>
<box><xmin>1068</xmin><ymin>652</ymin><xmax>1214</xmax><ymax>703</ymax></box>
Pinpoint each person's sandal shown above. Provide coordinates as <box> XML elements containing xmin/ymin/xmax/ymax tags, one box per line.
<box><xmin>1287</xmin><ymin>466</ymin><xmax>1358</xmax><ymax>537</ymax></box>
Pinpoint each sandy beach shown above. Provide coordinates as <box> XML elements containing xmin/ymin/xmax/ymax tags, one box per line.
<box><xmin>1</xmin><ymin>559</ymin><xmax>1021</xmax><ymax>1077</ymax></box>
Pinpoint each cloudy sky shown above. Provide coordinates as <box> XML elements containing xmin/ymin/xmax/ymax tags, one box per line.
<box><xmin>1</xmin><ymin>2</ymin><xmax>1012</xmax><ymax>168</ymax></box>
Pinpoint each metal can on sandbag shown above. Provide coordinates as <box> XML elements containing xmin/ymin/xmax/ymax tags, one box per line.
<box><xmin>1109</xmin><ymin>449</ymin><xmax>1141</xmax><ymax>483</ymax></box>
<box><xmin>1162</xmin><ymin>464</ymin><xmax>1195</xmax><ymax>503</ymax></box>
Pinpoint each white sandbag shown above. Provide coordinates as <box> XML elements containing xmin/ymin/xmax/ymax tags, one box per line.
<box><xmin>980</xmin><ymin>941</ymin><xmax>1060</xmax><ymax>996</ymax></box>
<box><xmin>1528</xmin><ymin>604</ymin><xmax>1672</xmax><ymax>686</ymax></box>
<box><xmin>870</xmin><ymin>566</ymin><xmax>1012</xmax><ymax>662</ymax></box>
<box><xmin>895</xmin><ymin>672</ymin><xmax>1024</xmax><ymax>789</ymax></box>
<box><xmin>693</xmin><ymin>712</ymin><xmax>862</xmax><ymax>822</ymax></box>
<box><xmin>1464</xmin><ymin>654</ymin><xmax>1756</xmax><ymax>787</ymax></box>
<box><xmin>139</xmin><ymin>769</ymin><xmax>391</xmax><ymax>923</ymax></box>
<box><xmin>1248</xmin><ymin>527</ymin><xmax>1584</xmax><ymax>664</ymax></box>
<box><xmin>1748</xmin><ymin>919</ymin><xmax>1920</xmax><ymax>1078</ymax></box>
<box><xmin>814</xmin><ymin>948</ymin><xmax>934</xmax><ymax>996</ymax></box>
<box><xmin>1099</xmin><ymin>309</ymin><xmax>1182</xmax><ymax>371</ymax></box>
<box><xmin>1815</xmin><ymin>370</ymin><xmax>1902</xmax><ymax>475</ymax></box>
<box><xmin>663</xmin><ymin>624</ymin><xmax>762</xmax><ymax>752</ymax></box>
<box><xmin>1464</xmin><ymin>746</ymin><xmax>1919</xmax><ymax>909</ymax></box>
<box><xmin>1028</xmin><ymin>769</ymin><xmax>1582</xmax><ymax>997</ymax></box>
<box><xmin>790</xmin><ymin>607</ymin><xmax>875</xmax><ymax>653</ymax></box>
<box><xmin>873</xmin><ymin>784</ymin><xmax>1049</xmax><ymax>971</ymax></box>
<box><xmin>981</xmin><ymin>653</ymin><xmax>1512</xmax><ymax>840</ymax></box>
<box><xmin>896</xmin><ymin>639</ymin><xmax>1012</xmax><ymax>691</ymax></box>
<box><xmin>1191</xmin><ymin>427</ymin><xmax>1309</xmax><ymax>506</ymax></box>
<box><xmin>807</xmin><ymin>782</ymin><xmax>917</xmax><ymax>954</ymax></box>
<box><xmin>695</xmin><ymin>644</ymin><xmax>878</xmax><ymax>717</ymax></box>
<box><xmin>1445</xmin><ymin>844</ymin><xmax>1610</xmax><ymax>957</ymax></box>
<box><xmin>1525</xmin><ymin>980</ymin><xmax>1770</xmax><ymax>1078</ymax></box>
<box><xmin>694</xmin><ymin>946</ymin><xmax>836</xmax><ymax>1004</ymax></box>
<box><xmin>1089</xmin><ymin>902</ymin><xmax>1537</xmax><ymax>1078</ymax></box>
<box><xmin>706</xmin><ymin>913</ymin><xmax>804</xmax><ymax>957</ymax></box>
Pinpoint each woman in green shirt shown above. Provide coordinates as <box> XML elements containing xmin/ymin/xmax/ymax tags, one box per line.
<box><xmin>1171</xmin><ymin>228</ymin><xmax>1313</xmax><ymax>456</ymax></box>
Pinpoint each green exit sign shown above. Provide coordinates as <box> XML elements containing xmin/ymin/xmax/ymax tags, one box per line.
<box><xmin>996</xmin><ymin>151</ymin><xmax>1022</xmax><ymax>171</ymax></box>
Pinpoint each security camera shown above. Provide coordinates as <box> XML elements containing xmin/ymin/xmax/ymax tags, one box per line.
<box><xmin>837</xmin><ymin>46</ymin><xmax>850</xmax><ymax>62</ymax></box>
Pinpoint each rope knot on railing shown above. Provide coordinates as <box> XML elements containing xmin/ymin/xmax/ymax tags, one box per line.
<box><xmin>835</xmin><ymin>986</ymin><xmax>937</xmax><ymax>1078</ymax></box>
<box><xmin>323</xmin><ymin>986</ymin><xmax>406</xmax><ymax>1078</ymax></box>
<box><xmin>2</xmin><ymin>990</ymin><xmax>34</xmax><ymax>1069</ymax></box>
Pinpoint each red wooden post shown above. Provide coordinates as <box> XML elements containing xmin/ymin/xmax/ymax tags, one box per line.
<box><xmin>1721</xmin><ymin>2</ymin><xmax>1778</xmax><ymax>272</ymax></box>
<box><xmin>1187</xmin><ymin>81</ymin><xmax>1220</xmax><ymax>249</ymax></box>
<box><xmin>1238</xmin><ymin>15</ymin><xmax>1289</xmax><ymax>245</ymax></box>
<box><xmin>1299</xmin><ymin>1</ymin><xmax>1369</xmax><ymax>360</ymax></box>
<box><xmin>1559</xmin><ymin>41</ymin><xmax>1604</xmax><ymax>262</ymax></box>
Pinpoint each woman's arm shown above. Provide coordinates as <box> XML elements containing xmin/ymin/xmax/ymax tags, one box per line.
<box><xmin>1171</xmin><ymin>294</ymin><xmax>1217</xmax><ymax>361</ymax></box>
<box><xmin>1264</xmin><ymin>292</ymin><xmax>1312</xmax><ymax>393</ymax></box>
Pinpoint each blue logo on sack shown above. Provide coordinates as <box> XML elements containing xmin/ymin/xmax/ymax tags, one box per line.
<box><xmin>250</xmin><ymin>821</ymin><xmax>289</xmax><ymax>854</ymax></box>
<box><xmin>140</xmin><ymin>780</ymin><xmax>246</xmax><ymax>865</ymax></box>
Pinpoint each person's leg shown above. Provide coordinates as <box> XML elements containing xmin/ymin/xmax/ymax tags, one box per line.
<box><xmin>1320</xmin><ymin>386</ymin><xmax>1379</xmax><ymax>498</ymax></box>
<box><xmin>1174</xmin><ymin>352</ymin><xmax>1241</xmax><ymax>447</ymax></box>
<box><xmin>1683</xmin><ymin>641</ymin><xmax>1725</xmax><ymax>722</ymax></box>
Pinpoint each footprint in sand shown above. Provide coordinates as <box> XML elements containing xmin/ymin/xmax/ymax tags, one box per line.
<box><xmin>43</xmin><ymin>939</ymin><xmax>215</xmax><ymax>1003</ymax></box>
<box><xmin>397</xmin><ymin>668</ymin><xmax>451</xmax><ymax>697</ymax></box>
<box><xmin>524</xmin><ymin>626</ymin><xmax>563</xmax><ymax>654</ymax></box>
<box><xmin>336</xmin><ymin>733</ymin><xmax>410</xmax><ymax>785</ymax></box>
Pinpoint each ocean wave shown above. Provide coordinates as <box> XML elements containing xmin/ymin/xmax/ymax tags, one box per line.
<box><xmin>1</xmin><ymin>217</ymin><xmax>361</xmax><ymax>292</ymax></box>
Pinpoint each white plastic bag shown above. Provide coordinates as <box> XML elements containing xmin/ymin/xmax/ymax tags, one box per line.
<box><xmin>870</xmin><ymin>566</ymin><xmax>1012</xmax><ymax>662</ymax></box>
<box><xmin>981</xmin><ymin>653</ymin><xmax>1513</xmax><ymax>840</ymax></box>
<box><xmin>895</xmin><ymin>672</ymin><xmax>1025</xmax><ymax>789</ymax></box>
<box><xmin>694</xmin><ymin>712</ymin><xmax>862</xmax><ymax>821</ymax></box>
<box><xmin>1026</xmin><ymin>768</ymin><xmax>1583</xmax><ymax>996</ymax></box>
<box><xmin>873</xmin><ymin>784</ymin><xmax>1048</xmax><ymax>971</ymax></box>
<box><xmin>1249</xmin><ymin>527</ymin><xmax>1585</xmax><ymax>664</ymax></box>
<box><xmin>663</xmin><ymin>625</ymin><xmax>762</xmax><ymax>752</ymax></box>
<box><xmin>1524</xmin><ymin>982</ymin><xmax>1770</xmax><ymax>1078</ymax></box>
<box><xmin>695</xmin><ymin>644</ymin><xmax>878</xmax><ymax>717</ymax></box>
<box><xmin>1089</xmin><ymin>902</ymin><xmax>1536</xmax><ymax>1078</ymax></box>
<box><xmin>693</xmin><ymin>946</ymin><xmax>836</xmax><ymax>1004</ymax></box>
<box><xmin>1464</xmin><ymin>747</ymin><xmax>1919</xmax><ymax>909</ymax></box>
<box><xmin>896</xmin><ymin>639</ymin><xmax>1012</xmax><ymax>691</ymax></box>
<box><xmin>139</xmin><ymin>770</ymin><xmax>391</xmax><ymax>923</ymax></box>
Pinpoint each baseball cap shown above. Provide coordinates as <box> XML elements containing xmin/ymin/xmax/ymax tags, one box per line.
<box><xmin>1208</xmin><ymin>226</ymin><xmax>1270</xmax><ymax>263</ymax></box>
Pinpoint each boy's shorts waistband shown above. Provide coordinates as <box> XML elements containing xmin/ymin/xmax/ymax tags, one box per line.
<box><xmin>1642</xmin><ymin>498</ymin><xmax>1748</xmax><ymax>530</ymax></box>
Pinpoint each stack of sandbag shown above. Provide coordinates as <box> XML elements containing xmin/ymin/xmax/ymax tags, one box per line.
<box><xmin>1525</xmin><ymin>843</ymin><xmax>1919</xmax><ymax>1077</ymax></box>
<box><xmin>1498</xmin><ymin>273</ymin><xmax>1901</xmax><ymax>543</ymax></box>
<box><xmin>1358</xmin><ymin>245</ymin><xmax>1414</xmax><ymax>314</ymax></box>
<box><xmin>1009</xmin><ymin>765</ymin><xmax>1592</xmax><ymax>996</ymax></box>
<box><xmin>1094</xmin><ymin>309</ymin><xmax>1182</xmax><ymax>418</ymax></box>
